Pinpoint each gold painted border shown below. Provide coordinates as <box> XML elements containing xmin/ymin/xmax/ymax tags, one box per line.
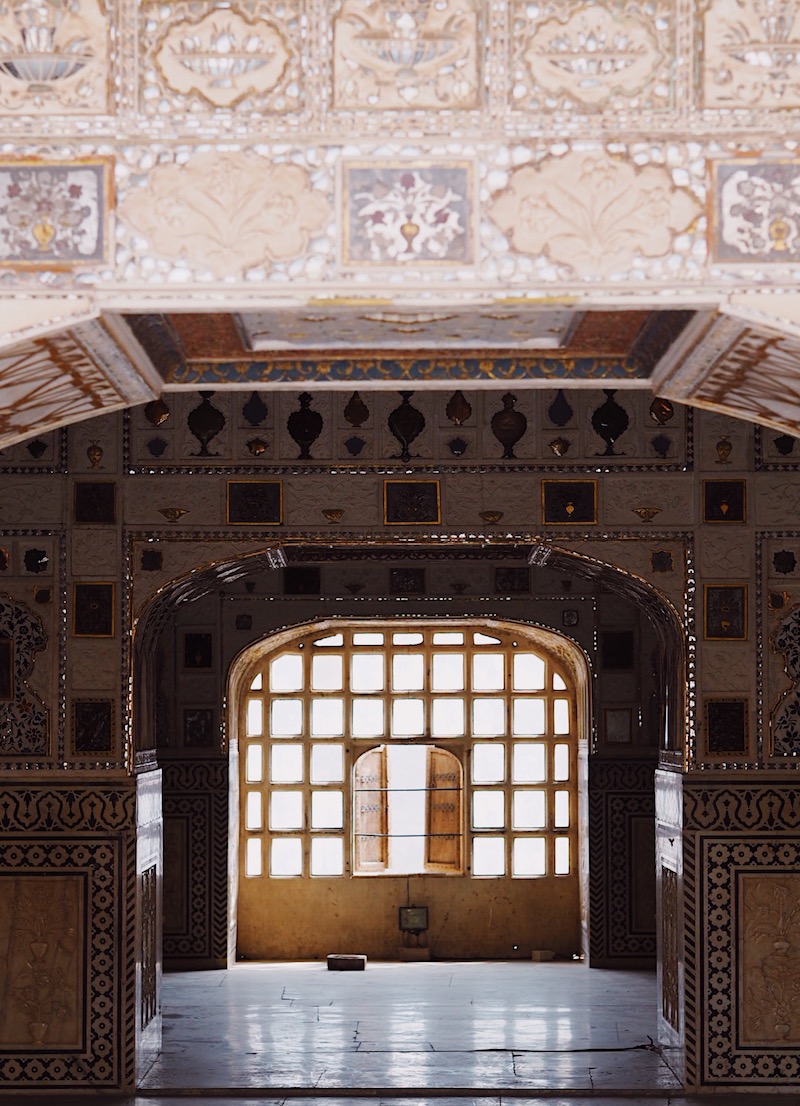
<box><xmin>703</xmin><ymin>583</ymin><xmax>748</xmax><ymax>641</ymax></box>
<box><xmin>339</xmin><ymin>158</ymin><xmax>478</xmax><ymax>269</ymax></box>
<box><xmin>702</xmin><ymin>478</ymin><xmax>746</xmax><ymax>523</ymax></box>
<box><xmin>541</xmin><ymin>479</ymin><xmax>598</xmax><ymax>525</ymax></box>
<box><xmin>383</xmin><ymin>479</ymin><xmax>442</xmax><ymax>526</ymax></box>
<box><xmin>73</xmin><ymin>582</ymin><xmax>115</xmax><ymax>638</ymax></box>
<box><xmin>226</xmin><ymin>479</ymin><xmax>283</xmax><ymax>526</ymax></box>
<box><xmin>0</xmin><ymin>157</ymin><xmax>114</xmax><ymax>270</ymax></box>
<box><xmin>703</xmin><ymin>696</ymin><xmax>749</xmax><ymax>759</ymax></box>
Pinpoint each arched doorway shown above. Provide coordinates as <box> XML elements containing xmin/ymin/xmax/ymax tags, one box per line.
<box><xmin>228</xmin><ymin>618</ymin><xmax>589</xmax><ymax>961</ymax></box>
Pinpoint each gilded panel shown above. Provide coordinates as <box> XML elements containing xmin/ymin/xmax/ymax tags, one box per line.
<box><xmin>0</xmin><ymin>0</ymin><xmax>109</xmax><ymax>114</ymax></box>
<box><xmin>511</xmin><ymin>0</ymin><xmax>674</xmax><ymax>113</ymax></box>
<box><xmin>140</xmin><ymin>0</ymin><xmax>303</xmax><ymax>114</ymax></box>
<box><xmin>332</xmin><ymin>0</ymin><xmax>482</xmax><ymax>111</ymax></box>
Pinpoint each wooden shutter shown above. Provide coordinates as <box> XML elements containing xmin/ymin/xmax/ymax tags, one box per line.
<box><xmin>425</xmin><ymin>747</ymin><xmax>462</xmax><ymax>872</ymax></box>
<box><xmin>354</xmin><ymin>746</ymin><xmax>388</xmax><ymax>871</ymax></box>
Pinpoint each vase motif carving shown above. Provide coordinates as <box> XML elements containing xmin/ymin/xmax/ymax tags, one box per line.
<box><xmin>742</xmin><ymin>876</ymin><xmax>800</xmax><ymax>1044</ymax></box>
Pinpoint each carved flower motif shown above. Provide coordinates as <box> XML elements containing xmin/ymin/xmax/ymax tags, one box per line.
<box><xmin>121</xmin><ymin>153</ymin><xmax>331</xmax><ymax>277</ymax></box>
<box><xmin>488</xmin><ymin>152</ymin><xmax>701</xmax><ymax>277</ymax></box>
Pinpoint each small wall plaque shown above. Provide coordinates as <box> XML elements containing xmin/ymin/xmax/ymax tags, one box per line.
<box><xmin>542</xmin><ymin>480</ymin><xmax>597</xmax><ymax>525</ymax></box>
<box><xmin>284</xmin><ymin>566</ymin><xmax>322</xmax><ymax>595</ymax></box>
<box><xmin>390</xmin><ymin>568</ymin><xmax>426</xmax><ymax>594</ymax></box>
<box><xmin>705</xmin><ymin>698</ymin><xmax>748</xmax><ymax>756</ymax></box>
<box><xmin>226</xmin><ymin>480</ymin><xmax>282</xmax><ymax>525</ymax></box>
<box><xmin>495</xmin><ymin>567</ymin><xmax>530</xmax><ymax>594</ymax></box>
<box><xmin>704</xmin><ymin>584</ymin><xmax>747</xmax><ymax>640</ymax></box>
<box><xmin>73</xmin><ymin>583</ymin><xmax>114</xmax><ymax>637</ymax></box>
<box><xmin>384</xmin><ymin>480</ymin><xmax>441</xmax><ymax>525</ymax></box>
<box><xmin>184</xmin><ymin>707</ymin><xmax>215</xmax><ymax>747</ymax></box>
<box><xmin>604</xmin><ymin>707</ymin><xmax>632</xmax><ymax>744</ymax></box>
<box><xmin>74</xmin><ymin>481</ymin><xmax>116</xmax><ymax>524</ymax></box>
<box><xmin>703</xmin><ymin>479</ymin><xmax>746</xmax><ymax>522</ymax></box>
<box><xmin>184</xmin><ymin>632</ymin><xmax>212</xmax><ymax>669</ymax></box>
<box><xmin>73</xmin><ymin>698</ymin><xmax>114</xmax><ymax>754</ymax></box>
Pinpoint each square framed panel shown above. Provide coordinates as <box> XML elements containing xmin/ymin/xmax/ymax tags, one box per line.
<box><xmin>604</xmin><ymin>707</ymin><xmax>633</xmax><ymax>744</ymax></box>
<box><xmin>703</xmin><ymin>479</ymin><xmax>746</xmax><ymax>522</ymax></box>
<box><xmin>183</xmin><ymin>632</ymin><xmax>213</xmax><ymax>669</ymax></box>
<box><xmin>542</xmin><ymin>480</ymin><xmax>597</xmax><ymax>525</ymax></box>
<box><xmin>73</xmin><ymin>583</ymin><xmax>115</xmax><ymax>637</ymax></box>
<box><xmin>704</xmin><ymin>584</ymin><xmax>747</xmax><ymax>640</ymax></box>
<box><xmin>184</xmin><ymin>707</ymin><xmax>215</xmax><ymax>748</ymax></box>
<box><xmin>705</xmin><ymin>698</ymin><xmax>748</xmax><ymax>756</ymax></box>
<box><xmin>226</xmin><ymin>480</ymin><xmax>282</xmax><ymax>525</ymax></box>
<box><xmin>74</xmin><ymin>481</ymin><xmax>116</xmax><ymax>524</ymax></box>
<box><xmin>72</xmin><ymin>698</ymin><xmax>114</xmax><ymax>755</ymax></box>
<box><xmin>384</xmin><ymin>480</ymin><xmax>441</xmax><ymax>525</ymax></box>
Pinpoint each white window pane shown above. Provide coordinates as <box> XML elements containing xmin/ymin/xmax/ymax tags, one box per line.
<box><xmin>311</xmin><ymin>698</ymin><xmax>344</xmax><ymax>736</ymax></box>
<box><xmin>271</xmin><ymin>837</ymin><xmax>302</xmax><ymax>876</ymax></box>
<box><xmin>314</xmin><ymin>634</ymin><xmax>344</xmax><ymax>647</ymax></box>
<box><xmin>513</xmin><ymin>742</ymin><xmax>546</xmax><ymax>782</ymax></box>
<box><xmin>432</xmin><ymin>631</ymin><xmax>463</xmax><ymax>644</ymax></box>
<box><xmin>555</xmin><ymin>836</ymin><xmax>570</xmax><ymax>875</ymax></box>
<box><xmin>472</xmin><ymin>743</ymin><xmax>505</xmax><ymax>783</ymax></box>
<box><xmin>554</xmin><ymin>743</ymin><xmax>570</xmax><ymax>781</ymax></box>
<box><xmin>472</xmin><ymin>697</ymin><xmax>505</xmax><ymax>736</ymax></box>
<box><xmin>311</xmin><ymin>836</ymin><xmax>343</xmax><ymax>876</ymax></box>
<box><xmin>245</xmin><ymin>791</ymin><xmax>262</xmax><ymax>830</ymax></box>
<box><xmin>472</xmin><ymin>836</ymin><xmax>505</xmax><ymax>876</ymax></box>
<box><xmin>311</xmin><ymin>744</ymin><xmax>344</xmax><ymax>784</ymax></box>
<box><xmin>512</xmin><ymin>698</ymin><xmax>546</xmax><ymax>735</ymax></box>
<box><xmin>514</xmin><ymin>653</ymin><xmax>545</xmax><ymax>690</ymax></box>
<box><xmin>554</xmin><ymin>699</ymin><xmax>570</xmax><ymax>734</ymax></box>
<box><xmin>270</xmin><ymin>654</ymin><xmax>302</xmax><ymax>691</ymax></box>
<box><xmin>249</xmin><ymin>673</ymin><xmax>263</xmax><ymax>691</ymax></box>
<box><xmin>312</xmin><ymin>654</ymin><xmax>343</xmax><ymax>691</ymax></box>
<box><xmin>512</xmin><ymin>789</ymin><xmax>546</xmax><ymax>829</ymax></box>
<box><xmin>553</xmin><ymin>672</ymin><xmax>567</xmax><ymax>690</ymax></box>
<box><xmin>472</xmin><ymin>790</ymin><xmax>505</xmax><ymax>829</ymax></box>
<box><xmin>513</xmin><ymin>837</ymin><xmax>546</xmax><ymax>877</ymax></box>
<box><xmin>474</xmin><ymin>632</ymin><xmax>501</xmax><ymax>645</ymax></box>
<box><xmin>472</xmin><ymin>653</ymin><xmax>504</xmax><ymax>691</ymax></box>
<box><xmin>432</xmin><ymin>698</ymin><xmax>465</xmax><ymax>736</ymax></box>
<box><xmin>245</xmin><ymin>837</ymin><xmax>262</xmax><ymax>877</ymax></box>
<box><xmin>270</xmin><ymin>791</ymin><xmax>303</xmax><ymax>830</ymax></box>
<box><xmin>555</xmin><ymin>790</ymin><xmax>570</xmax><ymax>828</ymax></box>
<box><xmin>352</xmin><ymin>698</ymin><xmax>385</xmax><ymax>737</ymax></box>
<box><xmin>246</xmin><ymin>699</ymin><xmax>263</xmax><ymax>737</ymax></box>
<box><xmin>270</xmin><ymin>699</ymin><xmax>302</xmax><ymax>737</ymax></box>
<box><xmin>392</xmin><ymin>698</ymin><xmax>425</xmax><ymax>736</ymax></box>
<box><xmin>353</xmin><ymin>632</ymin><xmax>384</xmax><ymax>645</ymax></box>
<box><xmin>393</xmin><ymin>632</ymin><xmax>423</xmax><ymax>645</ymax></box>
<box><xmin>270</xmin><ymin>744</ymin><xmax>303</xmax><ymax>783</ymax></box>
<box><xmin>311</xmin><ymin>790</ymin><xmax>343</xmax><ymax>829</ymax></box>
<box><xmin>432</xmin><ymin>653</ymin><xmax>464</xmax><ymax>690</ymax></box>
<box><xmin>246</xmin><ymin>743</ymin><xmax>263</xmax><ymax>783</ymax></box>
<box><xmin>393</xmin><ymin>654</ymin><xmax>425</xmax><ymax>690</ymax></box>
<box><xmin>351</xmin><ymin>653</ymin><xmax>385</xmax><ymax>692</ymax></box>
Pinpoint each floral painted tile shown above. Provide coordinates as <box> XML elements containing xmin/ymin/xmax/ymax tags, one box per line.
<box><xmin>712</xmin><ymin>159</ymin><xmax>800</xmax><ymax>263</ymax></box>
<box><xmin>341</xmin><ymin>161</ymin><xmax>474</xmax><ymax>266</ymax></box>
<box><xmin>0</xmin><ymin>159</ymin><xmax>110</xmax><ymax>266</ymax></box>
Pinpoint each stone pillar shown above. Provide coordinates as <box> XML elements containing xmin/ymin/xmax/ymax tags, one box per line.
<box><xmin>0</xmin><ymin>781</ymin><xmax>137</xmax><ymax>1091</ymax></box>
<box><xmin>683</xmin><ymin>775</ymin><xmax>800</xmax><ymax>1089</ymax></box>
<box><xmin>136</xmin><ymin>768</ymin><xmax>162</xmax><ymax>1083</ymax></box>
<box><xmin>655</xmin><ymin>768</ymin><xmax>684</xmax><ymax>1079</ymax></box>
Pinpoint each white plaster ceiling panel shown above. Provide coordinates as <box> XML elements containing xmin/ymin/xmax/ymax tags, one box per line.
<box><xmin>702</xmin><ymin>0</ymin><xmax>800</xmax><ymax>109</ymax></box>
<box><xmin>510</xmin><ymin>0</ymin><xmax>674</xmax><ymax>114</ymax></box>
<box><xmin>0</xmin><ymin>0</ymin><xmax>110</xmax><ymax>114</ymax></box>
<box><xmin>140</xmin><ymin>0</ymin><xmax>304</xmax><ymax>115</ymax></box>
<box><xmin>119</xmin><ymin>151</ymin><xmax>332</xmax><ymax>279</ymax></box>
<box><xmin>332</xmin><ymin>0</ymin><xmax>483</xmax><ymax>111</ymax></box>
<box><xmin>238</xmin><ymin>306</ymin><xmax>576</xmax><ymax>350</ymax></box>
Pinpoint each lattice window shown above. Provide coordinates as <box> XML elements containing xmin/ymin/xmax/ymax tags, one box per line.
<box><xmin>240</xmin><ymin>621</ymin><xmax>577</xmax><ymax>880</ymax></box>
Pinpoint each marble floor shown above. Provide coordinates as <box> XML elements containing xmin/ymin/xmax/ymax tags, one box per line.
<box><xmin>95</xmin><ymin>961</ymin><xmax>786</xmax><ymax>1106</ymax></box>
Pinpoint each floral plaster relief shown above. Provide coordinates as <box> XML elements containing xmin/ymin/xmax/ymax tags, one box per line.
<box><xmin>488</xmin><ymin>153</ymin><xmax>700</xmax><ymax>278</ymax></box>
<box><xmin>121</xmin><ymin>153</ymin><xmax>330</xmax><ymax>278</ymax></box>
<box><xmin>152</xmin><ymin>3</ymin><xmax>294</xmax><ymax>110</ymax></box>
<box><xmin>704</xmin><ymin>0</ymin><xmax>800</xmax><ymax>108</ymax></box>
<box><xmin>333</xmin><ymin>0</ymin><xmax>481</xmax><ymax>110</ymax></box>
<box><xmin>517</xmin><ymin>0</ymin><xmax>668</xmax><ymax>110</ymax></box>
<box><xmin>742</xmin><ymin>876</ymin><xmax>800</xmax><ymax>1045</ymax></box>
<box><xmin>0</xmin><ymin>0</ymin><xmax>108</xmax><ymax>113</ymax></box>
